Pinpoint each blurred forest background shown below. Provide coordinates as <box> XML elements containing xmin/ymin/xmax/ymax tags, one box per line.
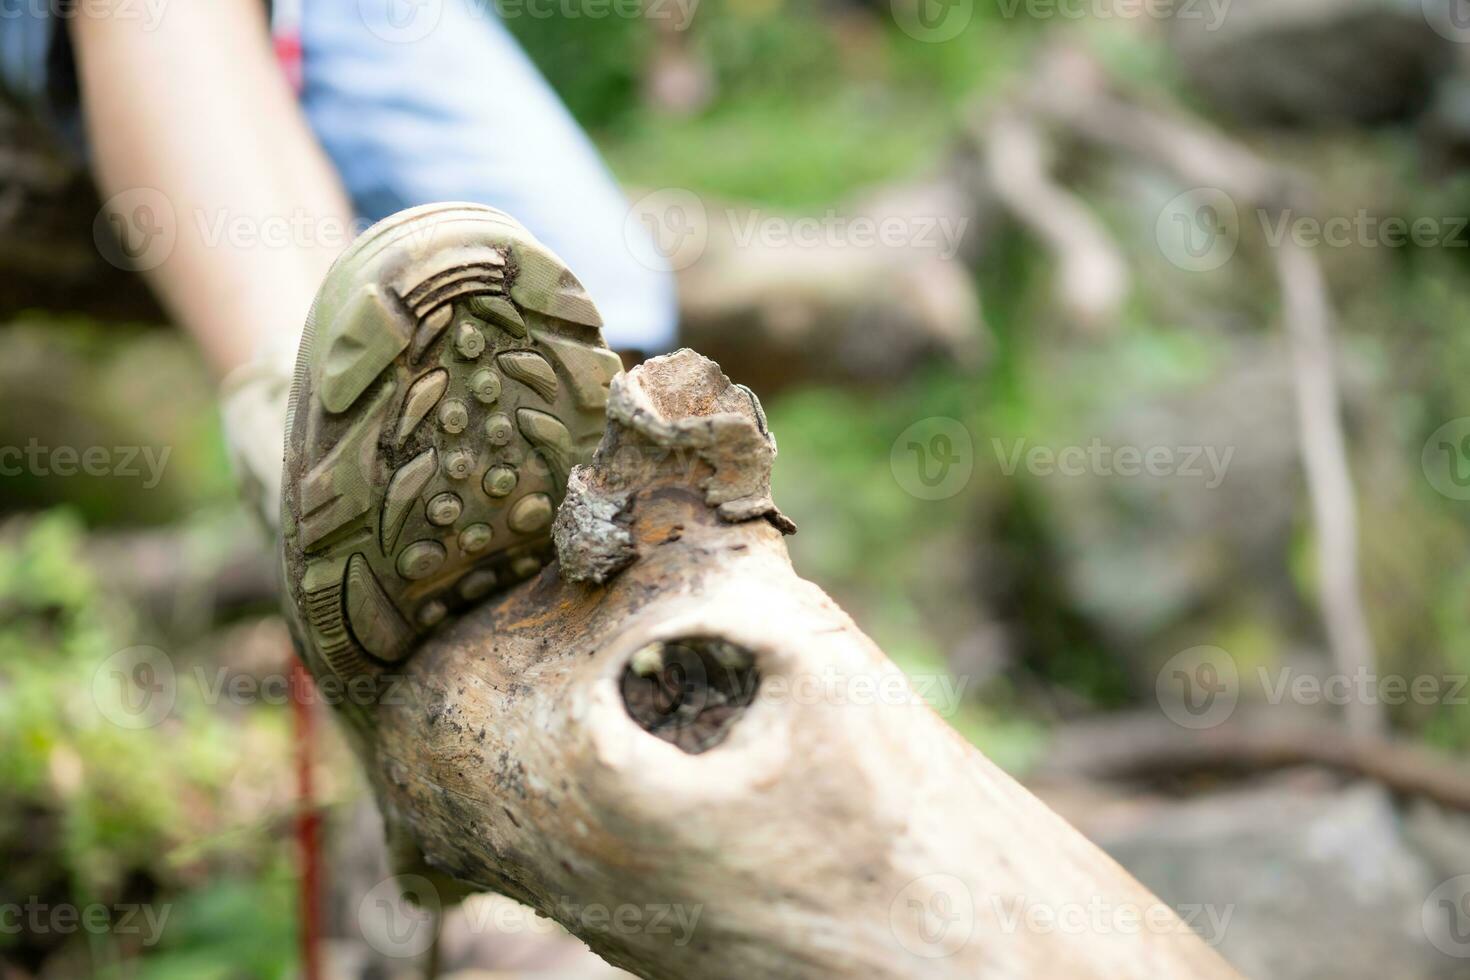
<box><xmin>6</xmin><ymin>0</ymin><xmax>1470</xmax><ymax>977</ymax></box>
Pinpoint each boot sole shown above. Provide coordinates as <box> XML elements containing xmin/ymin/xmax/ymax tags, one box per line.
<box><xmin>281</xmin><ymin>203</ymin><xmax>622</xmax><ymax>683</ymax></box>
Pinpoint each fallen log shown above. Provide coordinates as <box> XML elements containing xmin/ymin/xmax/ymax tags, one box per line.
<box><xmin>313</xmin><ymin>350</ymin><xmax>1240</xmax><ymax>979</ymax></box>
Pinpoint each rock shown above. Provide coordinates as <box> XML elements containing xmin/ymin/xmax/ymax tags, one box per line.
<box><xmin>1404</xmin><ymin>798</ymin><xmax>1470</xmax><ymax>882</ymax></box>
<box><xmin>1169</xmin><ymin>0</ymin><xmax>1456</xmax><ymax>126</ymax></box>
<box><xmin>552</xmin><ymin>349</ymin><xmax>794</xmax><ymax>587</ymax></box>
<box><xmin>1022</xmin><ymin>334</ymin><xmax>1301</xmax><ymax>651</ymax></box>
<box><xmin>673</xmin><ymin>182</ymin><xmax>988</xmax><ymax>395</ymax></box>
<box><xmin>1091</xmin><ymin>777</ymin><xmax>1451</xmax><ymax>979</ymax></box>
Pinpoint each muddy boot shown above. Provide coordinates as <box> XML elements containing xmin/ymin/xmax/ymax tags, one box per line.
<box><xmin>220</xmin><ymin>202</ymin><xmax>630</xmax><ymax>974</ymax></box>
<box><xmin>273</xmin><ymin>203</ymin><xmax>623</xmax><ymax>694</ymax></box>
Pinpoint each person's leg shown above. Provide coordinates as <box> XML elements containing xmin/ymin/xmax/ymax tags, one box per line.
<box><xmin>300</xmin><ymin>0</ymin><xmax>677</xmax><ymax>355</ymax></box>
<box><xmin>69</xmin><ymin>0</ymin><xmax>355</xmax><ymax>378</ymax></box>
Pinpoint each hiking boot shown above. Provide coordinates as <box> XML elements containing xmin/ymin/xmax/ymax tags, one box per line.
<box><xmin>279</xmin><ymin>203</ymin><xmax>623</xmax><ymax>686</ymax></box>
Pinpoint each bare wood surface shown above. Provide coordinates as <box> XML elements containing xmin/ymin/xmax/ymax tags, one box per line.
<box><xmin>342</xmin><ymin>350</ymin><xmax>1240</xmax><ymax>979</ymax></box>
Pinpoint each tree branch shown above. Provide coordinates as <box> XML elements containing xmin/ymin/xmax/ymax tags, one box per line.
<box><xmin>346</xmin><ymin>350</ymin><xmax>1240</xmax><ymax>979</ymax></box>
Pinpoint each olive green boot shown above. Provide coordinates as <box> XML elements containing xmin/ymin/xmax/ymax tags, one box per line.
<box><xmin>279</xmin><ymin>203</ymin><xmax>623</xmax><ymax>686</ymax></box>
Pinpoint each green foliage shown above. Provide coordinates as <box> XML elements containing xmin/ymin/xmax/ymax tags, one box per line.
<box><xmin>498</xmin><ymin>0</ymin><xmax>646</xmax><ymax>128</ymax></box>
<box><xmin>96</xmin><ymin>871</ymin><xmax>297</xmax><ymax>980</ymax></box>
<box><xmin>509</xmin><ymin>0</ymin><xmax>1019</xmax><ymax>206</ymax></box>
<box><xmin>0</xmin><ymin>320</ymin><xmax>233</xmax><ymax>526</ymax></box>
<box><xmin>0</xmin><ymin>513</ymin><xmax>299</xmax><ymax>971</ymax></box>
<box><xmin>608</xmin><ymin>89</ymin><xmax>954</xmax><ymax>207</ymax></box>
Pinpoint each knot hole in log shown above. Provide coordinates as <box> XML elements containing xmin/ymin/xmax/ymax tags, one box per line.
<box><xmin>619</xmin><ymin>636</ymin><xmax>760</xmax><ymax>753</ymax></box>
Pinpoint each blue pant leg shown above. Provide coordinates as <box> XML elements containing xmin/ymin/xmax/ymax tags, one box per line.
<box><xmin>299</xmin><ymin>0</ymin><xmax>677</xmax><ymax>352</ymax></box>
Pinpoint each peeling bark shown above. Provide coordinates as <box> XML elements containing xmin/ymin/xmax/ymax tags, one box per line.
<box><xmin>553</xmin><ymin>351</ymin><xmax>792</xmax><ymax>585</ymax></box>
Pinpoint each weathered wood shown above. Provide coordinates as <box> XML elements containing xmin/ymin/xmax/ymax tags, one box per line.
<box><xmin>341</xmin><ymin>350</ymin><xmax>1240</xmax><ymax>979</ymax></box>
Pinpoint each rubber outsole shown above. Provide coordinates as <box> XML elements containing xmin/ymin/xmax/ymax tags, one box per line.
<box><xmin>281</xmin><ymin>203</ymin><xmax>622</xmax><ymax>683</ymax></box>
